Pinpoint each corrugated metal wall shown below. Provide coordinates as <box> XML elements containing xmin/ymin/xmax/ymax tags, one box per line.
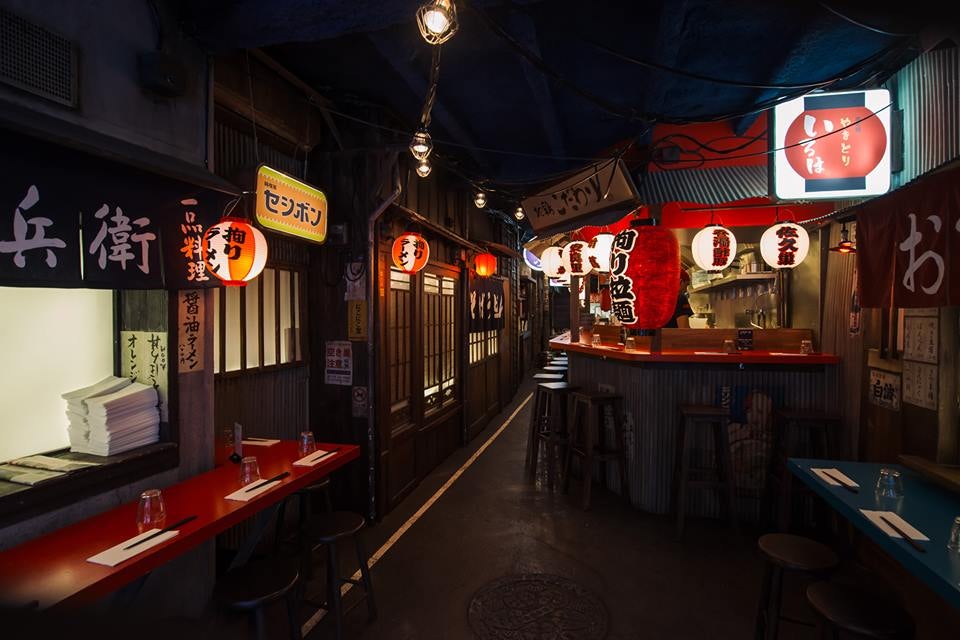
<box><xmin>214</xmin><ymin>121</ymin><xmax>303</xmax><ymax>180</ymax></box>
<box><xmin>891</xmin><ymin>47</ymin><xmax>960</xmax><ymax>189</ymax></box>
<box><xmin>568</xmin><ymin>355</ymin><xmax>839</xmax><ymax>523</ymax></box>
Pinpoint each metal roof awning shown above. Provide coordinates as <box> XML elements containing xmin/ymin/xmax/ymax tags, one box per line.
<box><xmin>638</xmin><ymin>165</ymin><xmax>768</xmax><ymax>205</ymax></box>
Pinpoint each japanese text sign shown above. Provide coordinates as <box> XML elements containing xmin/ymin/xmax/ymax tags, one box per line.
<box><xmin>469</xmin><ymin>275</ymin><xmax>505</xmax><ymax>332</ymax></box>
<box><xmin>773</xmin><ymin>89</ymin><xmax>891</xmax><ymax>200</ymax></box>
<box><xmin>868</xmin><ymin>369</ymin><xmax>900</xmax><ymax>411</ymax></box>
<box><xmin>324</xmin><ymin>340</ymin><xmax>353</xmax><ymax>386</ymax></box>
<box><xmin>256</xmin><ymin>165</ymin><xmax>328</xmax><ymax>244</ymax></box>
<box><xmin>178</xmin><ymin>290</ymin><xmax>205</xmax><ymax>373</ymax></box>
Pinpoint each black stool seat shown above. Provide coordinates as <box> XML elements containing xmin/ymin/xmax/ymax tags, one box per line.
<box><xmin>303</xmin><ymin>511</ymin><xmax>365</xmax><ymax>545</ymax></box>
<box><xmin>758</xmin><ymin>534</ymin><xmax>839</xmax><ymax>572</ymax></box>
<box><xmin>214</xmin><ymin>558</ymin><xmax>299</xmax><ymax>610</ymax></box>
<box><xmin>806</xmin><ymin>581</ymin><xmax>914</xmax><ymax>639</ymax></box>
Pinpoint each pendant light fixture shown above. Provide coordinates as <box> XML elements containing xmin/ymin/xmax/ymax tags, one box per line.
<box><xmin>514</xmin><ymin>206</ymin><xmax>525</xmax><ymax>221</ymax></box>
<box><xmin>416</xmin><ymin>158</ymin><xmax>432</xmax><ymax>178</ymax></box>
<box><xmin>417</xmin><ymin>0</ymin><xmax>458</xmax><ymax>45</ymax></box>
<box><xmin>474</xmin><ymin>191</ymin><xmax>487</xmax><ymax>209</ymax></box>
<box><xmin>829</xmin><ymin>223</ymin><xmax>857</xmax><ymax>254</ymax></box>
<box><xmin>540</xmin><ymin>246</ymin><xmax>565</xmax><ymax>278</ymax></box>
<box><xmin>410</xmin><ymin>128</ymin><xmax>433</xmax><ymax>161</ymax></box>
<box><xmin>475</xmin><ymin>252</ymin><xmax>497</xmax><ymax>277</ymax></box>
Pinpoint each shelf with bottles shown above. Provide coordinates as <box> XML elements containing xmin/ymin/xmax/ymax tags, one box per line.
<box><xmin>687</xmin><ymin>271</ymin><xmax>777</xmax><ymax>294</ymax></box>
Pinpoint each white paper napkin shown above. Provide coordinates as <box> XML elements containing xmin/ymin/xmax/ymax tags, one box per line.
<box><xmin>86</xmin><ymin>529</ymin><xmax>179</xmax><ymax>567</ymax></box>
<box><xmin>224</xmin><ymin>479</ymin><xmax>284</xmax><ymax>502</ymax></box>
<box><xmin>812</xmin><ymin>468</ymin><xmax>860</xmax><ymax>487</ymax></box>
<box><xmin>293</xmin><ymin>449</ymin><xmax>336</xmax><ymax>467</ymax></box>
<box><xmin>241</xmin><ymin>438</ymin><xmax>280</xmax><ymax>446</ymax></box>
<box><xmin>860</xmin><ymin>510</ymin><xmax>930</xmax><ymax>541</ymax></box>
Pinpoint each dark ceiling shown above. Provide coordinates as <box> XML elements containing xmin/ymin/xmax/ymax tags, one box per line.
<box><xmin>178</xmin><ymin>1</ymin><xmax>948</xmax><ymax>192</ymax></box>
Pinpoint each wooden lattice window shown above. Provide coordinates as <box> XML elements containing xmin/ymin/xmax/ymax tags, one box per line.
<box><xmin>423</xmin><ymin>273</ymin><xmax>457</xmax><ymax>412</ymax></box>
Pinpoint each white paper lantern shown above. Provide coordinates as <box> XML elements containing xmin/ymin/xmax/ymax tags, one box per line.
<box><xmin>760</xmin><ymin>222</ymin><xmax>809</xmax><ymax>269</ymax></box>
<box><xmin>540</xmin><ymin>246</ymin><xmax>565</xmax><ymax>278</ymax></box>
<box><xmin>561</xmin><ymin>241</ymin><xmax>592</xmax><ymax>277</ymax></box>
<box><xmin>588</xmin><ymin>233</ymin><xmax>615</xmax><ymax>273</ymax></box>
<box><xmin>691</xmin><ymin>225</ymin><xmax>737</xmax><ymax>272</ymax></box>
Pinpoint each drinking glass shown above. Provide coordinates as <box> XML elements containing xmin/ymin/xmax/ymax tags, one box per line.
<box><xmin>298</xmin><ymin>431</ymin><xmax>317</xmax><ymax>458</ymax></box>
<box><xmin>591</xmin><ymin>333</ymin><xmax>602</xmax><ymax>347</ymax></box>
<box><xmin>875</xmin><ymin>467</ymin><xmax>904</xmax><ymax>499</ymax></box>
<box><xmin>136</xmin><ymin>489</ymin><xmax>166</xmax><ymax>533</ymax></box>
<box><xmin>239</xmin><ymin>456</ymin><xmax>260</xmax><ymax>486</ymax></box>
<box><xmin>947</xmin><ymin>516</ymin><xmax>960</xmax><ymax>552</ymax></box>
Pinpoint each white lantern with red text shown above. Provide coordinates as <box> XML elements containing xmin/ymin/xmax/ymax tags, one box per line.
<box><xmin>561</xmin><ymin>241</ymin><xmax>592</xmax><ymax>277</ymax></box>
<box><xmin>691</xmin><ymin>225</ymin><xmax>737</xmax><ymax>272</ymax></box>
<box><xmin>760</xmin><ymin>222</ymin><xmax>809</xmax><ymax>269</ymax></box>
<box><xmin>588</xmin><ymin>233</ymin><xmax>614</xmax><ymax>273</ymax></box>
<box><xmin>202</xmin><ymin>217</ymin><xmax>268</xmax><ymax>286</ymax></box>
<box><xmin>540</xmin><ymin>246</ymin><xmax>565</xmax><ymax>278</ymax></box>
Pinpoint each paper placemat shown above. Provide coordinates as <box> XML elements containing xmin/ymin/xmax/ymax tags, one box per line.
<box><xmin>811</xmin><ymin>468</ymin><xmax>860</xmax><ymax>487</ymax></box>
<box><xmin>241</xmin><ymin>438</ymin><xmax>280</xmax><ymax>446</ymax></box>
<box><xmin>224</xmin><ymin>479</ymin><xmax>284</xmax><ymax>502</ymax></box>
<box><xmin>860</xmin><ymin>510</ymin><xmax>930</xmax><ymax>541</ymax></box>
<box><xmin>293</xmin><ymin>449</ymin><xmax>336</xmax><ymax>467</ymax></box>
<box><xmin>86</xmin><ymin>529</ymin><xmax>179</xmax><ymax>567</ymax></box>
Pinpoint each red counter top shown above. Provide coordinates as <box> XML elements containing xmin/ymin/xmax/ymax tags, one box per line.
<box><xmin>550</xmin><ymin>336</ymin><xmax>839</xmax><ymax>365</ymax></box>
<box><xmin>0</xmin><ymin>441</ymin><xmax>359</xmax><ymax>610</ymax></box>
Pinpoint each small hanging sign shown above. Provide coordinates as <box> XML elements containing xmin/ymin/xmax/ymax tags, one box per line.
<box><xmin>469</xmin><ymin>275</ymin><xmax>505</xmax><ymax>331</ymax></box>
<box><xmin>255</xmin><ymin>165</ymin><xmax>328</xmax><ymax>244</ymax></box>
<box><xmin>348</xmin><ymin>300</ymin><xmax>368</xmax><ymax>340</ymax></box>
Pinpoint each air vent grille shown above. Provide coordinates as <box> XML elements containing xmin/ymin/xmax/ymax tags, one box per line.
<box><xmin>0</xmin><ymin>8</ymin><xmax>77</xmax><ymax>107</ymax></box>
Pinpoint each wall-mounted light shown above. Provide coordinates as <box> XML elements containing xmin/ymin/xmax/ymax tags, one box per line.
<box><xmin>829</xmin><ymin>222</ymin><xmax>857</xmax><ymax>254</ymax></box>
<box><xmin>410</xmin><ymin>128</ymin><xmax>433</xmax><ymax>161</ymax></box>
<box><xmin>417</xmin><ymin>0</ymin><xmax>458</xmax><ymax>45</ymax></box>
<box><xmin>514</xmin><ymin>206</ymin><xmax>525</xmax><ymax>221</ymax></box>
<box><xmin>474</xmin><ymin>191</ymin><xmax>487</xmax><ymax>208</ymax></box>
<box><xmin>416</xmin><ymin>158</ymin><xmax>432</xmax><ymax>178</ymax></box>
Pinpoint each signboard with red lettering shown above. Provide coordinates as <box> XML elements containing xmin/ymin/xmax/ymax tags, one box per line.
<box><xmin>772</xmin><ymin>89</ymin><xmax>891</xmax><ymax>200</ymax></box>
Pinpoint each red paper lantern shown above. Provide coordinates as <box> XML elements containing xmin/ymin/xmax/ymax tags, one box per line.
<box><xmin>202</xmin><ymin>217</ymin><xmax>268</xmax><ymax>287</ymax></box>
<box><xmin>609</xmin><ymin>225</ymin><xmax>679</xmax><ymax>328</ymax></box>
<box><xmin>392</xmin><ymin>233</ymin><xmax>430</xmax><ymax>273</ymax></box>
<box><xmin>475</xmin><ymin>252</ymin><xmax>497</xmax><ymax>277</ymax></box>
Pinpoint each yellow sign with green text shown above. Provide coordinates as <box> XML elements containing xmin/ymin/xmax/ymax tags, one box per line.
<box><xmin>255</xmin><ymin>165</ymin><xmax>328</xmax><ymax>244</ymax></box>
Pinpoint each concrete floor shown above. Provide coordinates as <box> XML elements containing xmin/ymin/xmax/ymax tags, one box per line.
<box><xmin>302</xmin><ymin>376</ymin><xmax>818</xmax><ymax>640</ymax></box>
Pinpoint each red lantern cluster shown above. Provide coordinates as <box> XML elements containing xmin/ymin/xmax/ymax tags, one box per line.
<box><xmin>609</xmin><ymin>226</ymin><xmax>679</xmax><ymax>328</ymax></box>
<box><xmin>475</xmin><ymin>252</ymin><xmax>497</xmax><ymax>277</ymax></box>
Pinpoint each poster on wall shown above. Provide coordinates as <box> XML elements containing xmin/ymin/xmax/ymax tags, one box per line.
<box><xmin>324</xmin><ymin>340</ymin><xmax>353</xmax><ymax>386</ymax></box>
<box><xmin>469</xmin><ymin>276</ymin><xmax>505</xmax><ymax>331</ymax></box>
<box><xmin>903</xmin><ymin>361</ymin><xmax>937</xmax><ymax>411</ymax></box>
<box><xmin>868</xmin><ymin>369</ymin><xmax>901</xmax><ymax>411</ymax></box>
<box><xmin>120</xmin><ymin>330</ymin><xmax>169</xmax><ymax>422</ymax></box>
<box><xmin>178</xmin><ymin>290</ymin><xmax>205</xmax><ymax>373</ymax></box>
<box><xmin>903</xmin><ymin>314</ymin><xmax>938</xmax><ymax>364</ymax></box>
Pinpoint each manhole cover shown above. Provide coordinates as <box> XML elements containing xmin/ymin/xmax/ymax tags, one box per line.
<box><xmin>468</xmin><ymin>574</ymin><xmax>608</xmax><ymax>640</ymax></box>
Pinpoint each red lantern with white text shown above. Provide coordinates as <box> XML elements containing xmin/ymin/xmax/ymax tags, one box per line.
<box><xmin>202</xmin><ymin>217</ymin><xmax>268</xmax><ymax>287</ymax></box>
<box><xmin>609</xmin><ymin>226</ymin><xmax>679</xmax><ymax>328</ymax></box>
<box><xmin>392</xmin><ymin>233</ymin><xmax>430</xmax><ymax>273</ymax></box>
<box><xmin>475</xmin><ymin>252</ymin><xmax>497</xmax><ymax>277</ymax></box>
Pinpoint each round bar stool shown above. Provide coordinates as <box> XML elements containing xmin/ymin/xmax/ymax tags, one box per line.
<box><xmin>525</xmin><ymin>381</ymin><xmax>576</xmax><ymax>488</ymax></box>
<box><xmin>806</xmin><ymin>581</ymin><xmax>914</xmax><ymax>639</ymax></box>
<box><xmin>302</xmin><ymin>512</ymin><xmax>377</xmax><ymax>640</ymax></box>
<box><xmin>753</xmin><ymin>534</ymin><xmax>839</xmax><ymax>640</ymax></box>
<box><xmin>762</xmin><ymin>410</ymin><xmax>842</xmax><ymax>532</ymax></box>
<box><xmin>212</xmin><ymin>557</ymin><xmax>302</xmax><ymax>640</ymax></box>
<box><xmin>562</xmin><ymin>390</ymin><xmax>630</xmax><ymax>509</ymax></box>
<box><xmin>673</xmin><ymin>405</ymin><xmax>738</xmax><ymax>539</ymax></box>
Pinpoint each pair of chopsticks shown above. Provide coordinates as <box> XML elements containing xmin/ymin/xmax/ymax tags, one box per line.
<box><xmin>123</xmin><ymin>515</ymin><xmax>197</xmax><ymax>550</ymax></box>
<box><xmin>879</xmin><ymin>514</ymin><xmax>927</xmax><ymax>553</ymax></box>
<box><xmin>301</xmin><ymin>448</ymin><xmax>339</xmax><ymax>465</ymax></box>
<box><xmin>244</xmin><ymin>470</ymin><xmax>290</xmax><ymax>493</ymax></box>
<box><xmin>823</xmin><ymin>469</ymin><xmax>859</xmax><ymax>493</ymax></box>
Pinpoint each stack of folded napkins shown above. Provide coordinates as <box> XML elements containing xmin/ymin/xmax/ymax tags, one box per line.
<box><xmin>62</xmin><ymin>376</ymin><xmax>160</xmax><ymax>456</ymax></box>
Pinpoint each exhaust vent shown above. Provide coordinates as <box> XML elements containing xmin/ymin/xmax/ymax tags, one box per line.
<box><xmin>0</xmin><ymin>8</ymin><xmax>78</xmax><ymax>107</ymax></box>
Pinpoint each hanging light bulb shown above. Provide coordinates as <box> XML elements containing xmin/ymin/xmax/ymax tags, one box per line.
<box><xmin>416</xmin><ymin>158</ymin><xmax>432</xmax><ymax>178</ymax></box>
<box><xmin>474</xmin><ymin>191</ymin><xmax>487</xmax><ymax>209</ymax></box>
<box><xmin>416</xmin><ymin>0</ymin><xmax>458</xmax><ymax>45</ymax></box>
<box><xmin>410</xmin><ymin>128</ymin><xmax>432</xmax><ymax>161</ymax></box>
<box><xmin>829</xmin><ymin>223</ymin><xmax>857</xmax><ymax>254</ymax></box>
<box><xmin>514</xmin><ymin>206</ymin><xmax>525</xmax><ymax>221</ymax></box>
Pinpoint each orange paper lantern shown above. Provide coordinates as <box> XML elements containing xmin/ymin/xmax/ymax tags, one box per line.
<box><xmin>202</xmin><ymin>217</ymin><xmax>268</xmax><ymax>287</ymax></box>
<box><xmin>392</xmin><ymin>233</ymin><xmax>430</xmax><ymax>273</ymax></box>
<box><xmin>475</xmin><ymin>252</ymin><xmax>497</xmax><ymax>277</ymax></box>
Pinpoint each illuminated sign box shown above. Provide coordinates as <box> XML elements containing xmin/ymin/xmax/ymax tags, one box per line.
<box><xmin>255</xmin><ymin>165</ymin><xmax>328</xmax><ymax>244</ymax></box>
<box><xmin>772</xmin><ymin>88</ymin><xmax>891</xmax><ymax>200</ymax></box>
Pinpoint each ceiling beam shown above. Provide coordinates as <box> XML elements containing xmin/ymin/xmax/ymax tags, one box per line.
<box><xmin>368</xmin><ymin>35</ymin><xmax>487</xmax><ymax>169</ymax></box>
<box><xmin>505</xmin><ymin>10</ymin><xmax>566</xmax><ymax>158</ymax></box>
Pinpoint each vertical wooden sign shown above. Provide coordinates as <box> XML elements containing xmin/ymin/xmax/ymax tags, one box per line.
<box><xmin>178</xmin><ymin>290</ymin><xmax>205</xmax><ymax>373</ymax></box>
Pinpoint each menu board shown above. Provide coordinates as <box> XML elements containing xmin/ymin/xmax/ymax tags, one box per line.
<box><xmin>903</xmin><ymin>314</ymin><xmax>938</xmax><ymax>364</ymax></box>
<box><xmin>903</xmin><ymin>361</ymin><xmax>938</xmax><ymax>411</ymax></box>
<box><xmin>120</xmin><ymin>330</ymin><xmax>169</xmax><ymax>421</ymax></box>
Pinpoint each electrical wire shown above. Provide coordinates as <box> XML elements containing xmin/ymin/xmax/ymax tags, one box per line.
<box><xmin>818</xmin><ymin>2</ymin><xmax>916</xmax><ymax>37</ymax></box>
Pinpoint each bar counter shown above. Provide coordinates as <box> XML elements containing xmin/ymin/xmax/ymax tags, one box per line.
<box><xmin>549</xmin><ymin>332</ymin><xmax>840</xmax><ymax>519</ymax></box>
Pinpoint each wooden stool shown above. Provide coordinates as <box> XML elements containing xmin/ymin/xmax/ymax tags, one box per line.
<box><xmin>213</xmin><ymin>558</ymin><xmax>301</xmax><ymax>640</ymax></box>
<box><xmin>302</xmin><ymin>512</ymin><xmax>376</xmax><ymax>640</ymax></box>
<box><xmin>753</xmin><ymin>534</ymin><xmax>839</xmax><ymax>640</ymax></box>
<box><xmin>673</xmin><ymin>405</ymin><xmax>738</xmax><ymax>539</ymax></box>
<box><xmin>563</xmin><ymin>391</ymin><xmax>630</xmax><ymax>509</ymax></box>
<box><xmin>806</xmin><ymin>581</ymin><xmax>914</xmax><ymax>639</ymax></box>
<box><xmin>526</xmin><ymin>381</ymin><xmax>575</xmax><ymax>488</ymax></box>
<box><xmin>763</xmin><ymin>410</ymin><xmax>842</xmax><ymax>532</ymax></box>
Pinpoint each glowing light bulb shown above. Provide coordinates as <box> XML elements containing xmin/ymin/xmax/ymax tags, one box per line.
<box><xmin>416</xmin><ymin>159</ymin><xmax>432</xmax><ymax>178</ymax></box>
<box><xmin>514</xmin><ymin>206</ymin><xmax>525</xmax><ymax>220</ymax></box>
<box><xmin>474</xmin><ymin>191</ymin><xmax>487</xmax><ymax>208</ymax></box>
<box><xmin>417</xmin><ymin>0</ymin><xmax>458</xmax><ymax>45</ymax></box>
<box><xmin>410</xmin><ymin>128</ymin><xmax>432</xmax><ymax>161</ymax></box>
<box><xmin>423</xmin><ymin>8</ymin><xmax>450</xmax><ymax>35</ymax></box>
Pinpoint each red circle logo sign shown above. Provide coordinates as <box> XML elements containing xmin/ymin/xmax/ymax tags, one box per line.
<box><xmin>784</xmin><ymin>106</ymin><xmax>886</xmax><ymax>181</ymax></box>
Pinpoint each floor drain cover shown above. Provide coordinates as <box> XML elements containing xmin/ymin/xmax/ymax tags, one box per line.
<box><xmin>468</xmin><ymin>573</ymin><xmax>608</xmax><ymax>639</ymax></box>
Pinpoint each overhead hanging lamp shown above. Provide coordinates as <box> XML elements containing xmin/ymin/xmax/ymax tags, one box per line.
<box><xmin>760</xmin><ymin>221</ymin><xmax>810</xmax><ymax>269</ymax></box>
<box><xmin>416</xmin><ymin>158</ymin><xmax>432</xmax><ymax>178</ymax></box>
<box><xmin>474</xmin><ymin>191</ymin><xmax>487</xmax><ymax>209</ymax></box>
<box><xmin>691</xmin><ymin>224</ymin><xmax>737</xmax><ymax>272</ymax></box>
<box><xmin>829</xmin><ymin>222</ymin><xmax>857</xmax><ymax>254</ymax></box>
<box><xmin>588</xmin><ymin>232</ymin><xmax>615</xmax><ymax>273</ymax></box>
<box><xmin>202</xmin><ymin>217</ymin><xmax>268</xmax><ymax>287</ymax></box>
<box><xmin>514</xmin><ymin>206</ymin><xmax>525</xmax><ymax>221</ymax></box>
<box><xmin>410</xmin><ymin>128</ymin><xmax>433</xmax><ymax>161</ymax></box>
<box><xmin>417</xmin><ymin>0</ymin><xmax>458</xmax><ymax>45</ymax></box>
<box><xmin>475</xmin><ymin>252</ymin><xmax>497</xmax><ymax>277</ymax></box>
